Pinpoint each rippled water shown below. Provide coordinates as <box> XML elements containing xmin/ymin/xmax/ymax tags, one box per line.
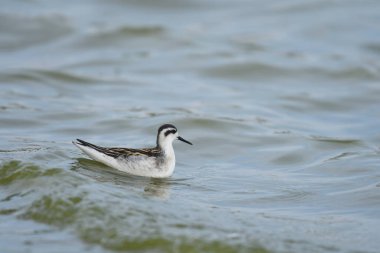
<box><xmin>1</xmin><ymin>0</ymin><xmax>380</xmax><ymax>252</ymax></box>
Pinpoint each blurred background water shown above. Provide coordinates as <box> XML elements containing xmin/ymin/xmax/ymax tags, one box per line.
<box><xmin>1</xmin><ymin>0</ymin><xmax>380</xmax><ymax>252</ymax></box>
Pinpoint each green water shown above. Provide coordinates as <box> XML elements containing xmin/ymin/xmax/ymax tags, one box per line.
<box><xmin>1</xmin><ymin>0</ymin><xmax>380</xmax><ymax>252</ymax></box>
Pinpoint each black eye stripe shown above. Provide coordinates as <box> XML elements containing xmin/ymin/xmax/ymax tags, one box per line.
<box><xmin>164</xmin><ymin>129</ymin><xmax>177</xmax><ymax>136</ymax></box>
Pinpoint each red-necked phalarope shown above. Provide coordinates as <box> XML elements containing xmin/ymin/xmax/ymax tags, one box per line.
<box><xmin>73</xmin><ymin>124</ymin><xmax>192</xmax><ymax>178</ymax></box>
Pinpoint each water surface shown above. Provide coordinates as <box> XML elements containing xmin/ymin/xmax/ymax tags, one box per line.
<box><xmin>1</xmin><ymin>0</ymin><xmax>380</xmax><ymax>252</ymax></box>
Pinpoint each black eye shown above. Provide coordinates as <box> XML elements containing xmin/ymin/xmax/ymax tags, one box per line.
<box><xmin>164</xmin><ymin>129</ymin><xmax>177</xmax><ymax>136</ymax></box>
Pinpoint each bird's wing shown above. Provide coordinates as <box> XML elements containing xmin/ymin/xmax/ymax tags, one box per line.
<box><xmin>106</xmin><ymin>147</ymin><xmax>161</xmax><ymax>158</ymax></box>
<box><xmin>75</xmin><ymin>139</ymin><xmax>161</xmax><ymax>158</ymax></box>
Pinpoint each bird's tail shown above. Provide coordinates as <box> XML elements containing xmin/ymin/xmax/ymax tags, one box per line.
<box><xmin>73</xmin><ymin>139</ymin><xmax>105</xmax><ymax>153</ymax></box>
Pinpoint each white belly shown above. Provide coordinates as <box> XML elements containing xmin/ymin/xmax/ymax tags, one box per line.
<box><xmin>115</xmin><ymin>155</ymin><xmax>175</xmax><ymax>178</ymax></box>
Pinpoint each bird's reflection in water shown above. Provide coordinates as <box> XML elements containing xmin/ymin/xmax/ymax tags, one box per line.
<box><xmin>71</xmin><ymin>158</ymin><xmax>191</xmax><ymax>200</ymax></box>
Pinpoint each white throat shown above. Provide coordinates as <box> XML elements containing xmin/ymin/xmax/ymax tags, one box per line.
<box><xmin>159</xmin><ymin>139</ymin><xmax>175</xmax><ymax>158</ymax></box>
<box><xmin>158</xmin><ymin>139</ymin><xmax>176</xmax><ymax>177</ymax></box>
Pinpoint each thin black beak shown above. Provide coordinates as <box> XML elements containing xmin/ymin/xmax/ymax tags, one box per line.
<box><xmin>177</xmin><ymin>136</ymin><xmax>193</xmax><ymax>145</ymax></box>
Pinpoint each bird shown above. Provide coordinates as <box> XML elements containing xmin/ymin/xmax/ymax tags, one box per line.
<box><xmin>72</xmin><ymin>124</ymin><xmax>192</xmax><ymax>178</ymax></box>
